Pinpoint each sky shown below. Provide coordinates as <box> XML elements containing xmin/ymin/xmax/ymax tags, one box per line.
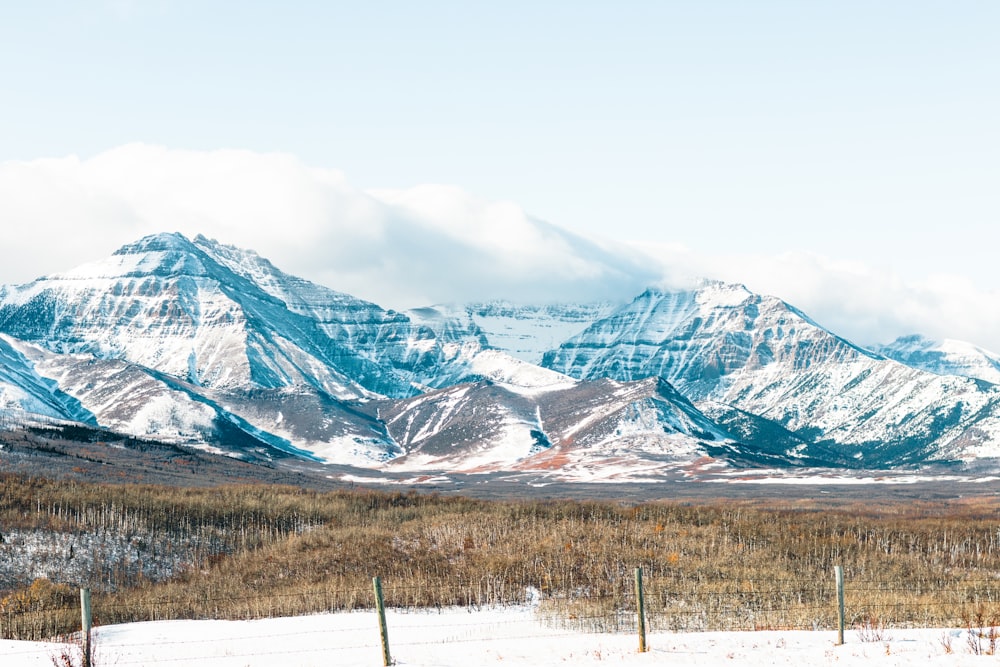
<box><xmin>1</xmin><ymin>2</ymin><xmax>998</xmax><ymax>350</ymax></box>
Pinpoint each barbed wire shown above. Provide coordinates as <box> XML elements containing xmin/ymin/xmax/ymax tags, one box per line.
<box><xmin>8</xmin><ymin>573</ymin><xmax>1000</xmax><ymax>649</ymax></box>
<box><xmin>0</xmin><ymin>643</ymin><xmax>69</xmax><ymax>658</ymax></box>
<box><xmin>394</xmin><ymin>629</ymin><xmax>584</xmax><ymax>648</ymax></box>
<box><xmin>8</xmin><ymin>589</ymin><xmax>1000</xmax><ymax>623</ymax></box>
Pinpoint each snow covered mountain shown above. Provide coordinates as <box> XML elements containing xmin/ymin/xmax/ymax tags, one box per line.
<box><xmin>0</xmin><ymin>233</ymin><xmax>382</xmax><ymax>399</ymax></box>
<box><xmin>0</xmin><ymin>233</ymin><xmax>731</xmax><ymax>473</ymax></box>
<box><xmin>541</xmin><ymin>283</ymin><xmax>1000</xmax><ymax>465</ymax></box>
<box><xmin>0</xmin><ymin>334</ymin><xmax>95</xmax><ymax>424</ymax></box>
<box><xmin>409</xmin><ymin>301</ymin><xmax>618</xmax><ymax>365</ymax></box>
<box><xmin>3</xmin><ymin>233</ymin><xmax>1000</xmax><ymax>476</ymax></box>
<box><xmin>0</xmin><ymin>232</ymin><xmax>506</xmax><ymax>401</ymax></box>
<box><xmin>375</xmin><ymin>375</ymin><xmax>738</xmax><ymax>479</ymax></box>
<box><xmin>873</xmin><ymin>335</ymin><xmax>1000</xmax><ymax>385</ymax></box>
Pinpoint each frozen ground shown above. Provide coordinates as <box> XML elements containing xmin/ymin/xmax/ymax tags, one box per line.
<box><xmin>0</xmin><ymin>605</ymin><xmax>990</xmax><ymax>666</ymax></box>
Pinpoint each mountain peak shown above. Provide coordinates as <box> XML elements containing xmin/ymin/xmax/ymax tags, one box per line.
<box><xmin>641</xmin><ymin>279</ymin><xmax>753</xmax><ymax>302</ymax></box>
<box><xmin>112</xmin><ymin>232</ymin><xmax>197</xmax><ymax>256</ymax></box>
<box><xmin>4</xmin><ymin>231</ymin><xmax>1000</xmax><ymax>473</ymax></box>
<box><xmin>875</xmin><ymin>334</ymin><xmax>1000</xmax><ymax>384</ymax></box>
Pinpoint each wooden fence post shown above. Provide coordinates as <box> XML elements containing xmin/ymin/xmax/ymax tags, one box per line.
<box><xmin>835</xmin><ymin>565</ymin><xmax>845</xmax><ymax>645</ymax></box>
<box><xmin>635</xmin><ymin>567</ymin><xmax>647</xmax><ymax>653</ymax></box>
<box><xmin>80</xmin><ymin>588</ymin><xmax>92</xmax><ymax>667</ymax></box>
<box><xmin>373</xmin><ymin>577</ymin><xmax>391</xmax><ymax>666</ymax></box>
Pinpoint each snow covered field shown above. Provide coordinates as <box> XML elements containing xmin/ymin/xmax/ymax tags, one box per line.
<box><xmin>0</xmin><ymin>605</ymin><xmax>989</xmax><ymax>666</ymax></box>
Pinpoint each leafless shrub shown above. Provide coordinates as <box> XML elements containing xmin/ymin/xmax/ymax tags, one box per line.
<box><xmin>49</xmin><ymin>644</ymin><xmax>82</xmax><ymax>667</ymax></box>
<box><xmin>964</xmin><ymin>608</ymin><xmax>999</xmax><ymax>655</ymax></box>
<box><xmin>47</xmin><ymin>629</ymin><xmax>98</xmax><ymax>667</ymax></box>
<box><xmin>5</xmin><ymin>475</ymin><xmax>1000</xmax><ymax>639</ymax></box>
<box><xmin>854</xmin><ymin>614</ymin><xmax>890</xmax><ymax>642</ymax></box>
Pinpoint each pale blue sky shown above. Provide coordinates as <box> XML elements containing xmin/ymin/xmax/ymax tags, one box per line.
<box><xmin>1</xmin><ymin>1</ymin><xmax>999</xmax><ymax>347</ymax></box>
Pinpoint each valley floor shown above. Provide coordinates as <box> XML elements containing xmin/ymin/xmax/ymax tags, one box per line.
<box><xmin>0</xmin><ymin>606</ymin><xmax>990</xmax><ymax>666</ymax></box>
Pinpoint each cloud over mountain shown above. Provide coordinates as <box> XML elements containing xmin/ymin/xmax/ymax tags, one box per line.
<box><xmin>0</xmin><ymin>144</ymin><xmax>662</xmax><ymax>309</ymax></box>
<box><xmin>2</xmin><ymin>144</ymin><xmax>998</xmax><ymax>353</ymax></box>
<box><xmin>637</xmin><ymin>243</ymin><xmax>1000</xmax><ymax>353</ymax></box>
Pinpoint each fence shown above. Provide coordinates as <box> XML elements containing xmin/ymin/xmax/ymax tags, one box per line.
<box><xmin>5</xmin><ymin>565</ymin><xmax>1000</xmax><ymax>664</ymax></box>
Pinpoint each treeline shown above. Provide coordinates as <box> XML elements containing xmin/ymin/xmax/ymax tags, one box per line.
<box><xmin>3</xmin><ymin>472</ymin><xmax>1000</xmax><ymax>639</ymax></box>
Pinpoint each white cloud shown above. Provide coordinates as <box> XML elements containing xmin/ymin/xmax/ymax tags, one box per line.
<box><xmin>636</xmin><ymin>243</ymin><xmax>1000</xmax><ymax>353</ymax></box>
<box><xmin>0</xmin><ymin>144</ymin><xmax>660</xmax><ymax>308</ymax></box>
<box><xmin>2</xmin><ymin>144</ymin><xmax>997</xmax><ymax>355</ymax></box>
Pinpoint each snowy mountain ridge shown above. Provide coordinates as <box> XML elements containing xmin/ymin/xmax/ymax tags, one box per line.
<box><xmin>0</xmin><ymin>233</ymin><xmax>738</xmax><ymax>475</ymax></box>
<box><xmin>872</xmin><ymin>334</ymin><xmax>1000</xmax><ymax>386</ymax></box>
<box><xmin>2</xmin><ymin>232</ymin><xmax>1000</xmax><ymax>478</ymax></box>
<box><xmin>540</xmin><ymin>283</ymin><xmax>1000</xmax><ymax>465</ymax></box>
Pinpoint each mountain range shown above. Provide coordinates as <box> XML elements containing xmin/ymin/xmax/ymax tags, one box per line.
<box><xmin>2</xmin><ymin>232</ymin><xmax>1000</xmax><ymax>482</ymax></box>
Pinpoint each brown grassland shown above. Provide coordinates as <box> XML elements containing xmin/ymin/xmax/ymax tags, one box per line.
<box><xmin>3</xmin><ymin>472</ymin><xmax>1000</xmax><ymax>640</ymax></box>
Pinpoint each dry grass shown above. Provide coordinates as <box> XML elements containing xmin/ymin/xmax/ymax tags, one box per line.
<box><xmin>3</xmin><ymin>473</ymin><xmax>1000</xmax><ymax>639</ymax></box>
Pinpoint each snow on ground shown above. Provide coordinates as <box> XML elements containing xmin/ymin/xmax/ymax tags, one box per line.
<box><xmin>467</xmin><ymin>349</ymin><xmax>578</xmax><ymax>394</ymax></box>
<box><xmin>703</xmin><ymin>469</ymin><xmax>1000</xmax><ymax>485</ymax></box>
<box><xmin>0</xmin><ymin>606</ymin><xmax>989</xmax><ymax>666</ymax></box>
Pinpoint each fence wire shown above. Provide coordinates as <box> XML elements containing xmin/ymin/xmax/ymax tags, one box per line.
<box><xmin>6</xmin><ymin>572</ymin><xmax>1000</xmax><ymax>665</ymax></box>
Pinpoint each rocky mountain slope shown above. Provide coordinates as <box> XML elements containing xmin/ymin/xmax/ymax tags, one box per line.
<box><xmin>2</xmin><ymin>233</ymin><xmax>1000</xmax><ymax>476</ymax></box>
<box><xmin>0</xmin><ymin>233</ymin><xmax>735</xmax><ymax>474</ymax></box>
<box><xmin>540</xmin><ymin>283</ymin><xmax>1000</xmax><ymax>465</ymax></box>
<box><xmin>0</xmin><ymin>334</ymin><xmax>96</xmax><ymax>424</ymax></box>
<box><xmin>373</xmin><ymin>375</ymin><xmax>751</xmax><ymax>479</ymax></box>
<box><xmin>0</xmin><ymin>234</ymin><xmax>381</xmax><ymax>398</ymax></box>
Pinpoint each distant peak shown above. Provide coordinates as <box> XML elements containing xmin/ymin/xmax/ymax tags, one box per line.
<box><xmin>192</xmin><ymin>234</ymin><xmax>261</xmax><ymax>259</ymax></box>
<box><xmin>892</xmin><ymin>334</ymin><xmax>932</xmax><ymax>346</ymax></box>
<box><xmin>113</xmin><ymin>232</ymin><xmax>196</xmax><ymax>256</ymax></box>
<box><xmin>696</xmin><ymin>278</ymin><xmax>752</xmax><ymax>294</ymax></box>
<box><xmin>639</xmin><ymin>279</ymin><xmax>751</xmax><ymax>301</ymax></box>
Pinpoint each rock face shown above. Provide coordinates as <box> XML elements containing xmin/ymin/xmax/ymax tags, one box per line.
<box><xmin>541</xmin><ymin>283</ymin><xmax>870</xmax><ymax>393</ymax></box>
<box><xmin>0</xmin><ymin>233</ymin><xmax>506</xmax><ymax>401</ymax></box>
<box><xmin>373</xmin><ymin>375</ymin><xmax>736</xmax><ymax>478</ymax></box>
<box><xmin>3</xmin><ymin>233</ymin><xmax>1000</xmax><ymax>474</ymax></box>
<box><xmin>0</xmin><ymin>233</ymin><xmax>731</xmax><ymax>472</ymax></box>
<box><xmin>540</xmin><ymin>283</ymin><xmax>1000</xmax><ymax>465</ymax></box>
<box><xmin>0</xmin><ymin>334</ymin><xmax>95</xmax><ymax>424</ymax></box>
<box><xmin>0</xmin><ymin>233</ymin><xmax>379</xmax><ymax>399</ymax></box>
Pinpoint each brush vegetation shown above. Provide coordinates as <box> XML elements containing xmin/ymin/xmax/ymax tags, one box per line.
<box><xmin>3</xmin><ymin>473</ymin><xmax>1000</xmax><ymax>640</ymax></box>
